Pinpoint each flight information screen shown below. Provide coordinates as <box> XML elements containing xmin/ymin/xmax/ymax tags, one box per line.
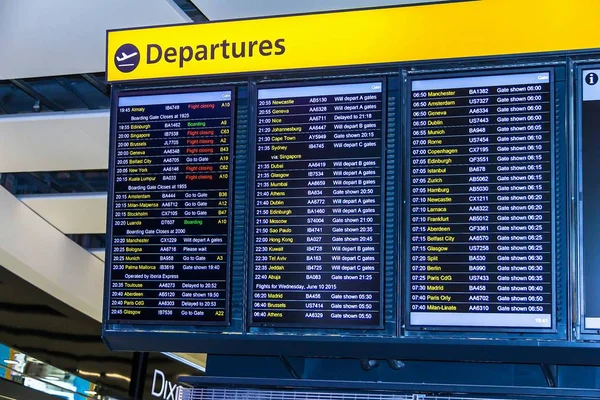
<box><xmin>107</xmin><ymin>88</ymin><xmax>234</xmax><ymax>325</ymax></box>
<box><xmin>250</xmin><ymin>81</ymin><xmax>385</xmax><ymax>328</ymax></box>
<box><xmin>580</xmin><ymin>68</ymin><xmax>600</xmax><ymax>331</ymax></box>
<box><xmin>408</xmin><ymin>71</ymin><xmax>554</xmax><ymax>330</ymax></box>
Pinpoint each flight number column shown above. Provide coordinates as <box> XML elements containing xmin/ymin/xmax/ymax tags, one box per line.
<box><xmin>251</xmin><ymin>82</ymin><xmax>385</xmax><ymax>328</ymax></box>
<box><xmin>408</xmin><ymin>72</ymin><xmax>553</xmax><ymax>329</ymax></box>
<box><xmin>108</xmin><ymin>90</ymin><xmax>233</xmax><ymax>324</ymax></box>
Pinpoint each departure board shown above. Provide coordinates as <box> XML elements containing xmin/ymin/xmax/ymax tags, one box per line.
<box><xmin>408</xmin><ymin>71</ymin><xmax>554</xmax><ymax>330</ymax></box>
<box><xmin>107</xmin><ymin>89</ymin><xmax>234</xmax><ymax>325</ymax></box>
<box><xmin>580</xmin><ymin>68</ymin><xmax>600</xmax><ymax>331</ymax></box>
<box><xmin>251</xmin><ymin>81</ymin><xmax>385</xmax><ymax>328</ymax></box>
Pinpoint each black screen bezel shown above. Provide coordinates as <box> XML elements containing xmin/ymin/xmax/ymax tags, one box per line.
<box><xmin>246</xmin><ymin>77</ymin><xmax>388</xmax><ymax>330</ymax></box>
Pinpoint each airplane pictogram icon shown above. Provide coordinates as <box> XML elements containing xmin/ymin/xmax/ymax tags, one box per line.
<box><xmin>116</xmin><ymin>51</ymin><xmax>139</xmax><ymax>63</ymax></box>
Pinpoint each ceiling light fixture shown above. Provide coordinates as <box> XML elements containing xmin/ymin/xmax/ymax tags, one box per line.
<box><xmin>77</xmin><ymin>370</ymin><xmax>101</xmax><ymax>378</ymax></box>
<box><xmin>2</xmin><ymin>360</ymin><xmax>18</xmax><ymax>365</ymax></box>
<box><xmin>84</xmin><ymin>390</ymin><xmax>97</xmax><ymax>395</ymax></box>
<box><xmin>105</xmin><ymin>372</ymin><xmax>131</xmax><ymax>382</ymax></box>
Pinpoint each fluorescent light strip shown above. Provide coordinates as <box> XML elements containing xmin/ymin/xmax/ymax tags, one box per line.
<box><xmin>163</xmin><ymin>352</ymin><xmax>206</xmax><ymax>373</ymax></box>
<box><xmin>105</xmin><ymin>372</ymin><xmax>131</xmax><ymax>382</ymax></box>
<box><xmin>77</xmin><ymin>369</ymin><xmax>101</xmax><ymax>378</ymax></box>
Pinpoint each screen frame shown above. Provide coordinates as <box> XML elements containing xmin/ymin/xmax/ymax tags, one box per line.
<box><xmin>575</xmin><ymin>61</ymin><xmax>600</xmax><ymax>339</ymax></box>
<box><xmin>402</xmin><ymin>66</ymin><xmax>560</xmax><ymax>336</ymax></box>
<box><xmin>103</xmin><ymin>85</ymin><xmax>237</xmax><ymax>327</ymax></box>
<box><xmin>246</xmin><ymin>77</ymin><xmax>389</xmax><ymax>331</ymax></box>
<box><xmin>102</xmin><ymin>57</ymin><xmax>578</xmax><ymax>358</ymax></box>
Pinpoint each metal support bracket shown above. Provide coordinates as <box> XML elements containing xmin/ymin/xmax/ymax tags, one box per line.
<box><xmin>278</xmin><ymin>356</ymin><xmax>304</xmax><ymax>379</ymax></box>
<box><xmin>540</xmin><ymin>363</ymin><xmax>558</xmax><ymax>387</ymax></box>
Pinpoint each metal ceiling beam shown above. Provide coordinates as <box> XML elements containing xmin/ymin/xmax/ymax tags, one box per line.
<box><xmin>55</xmin><ymin>76</ymin><xmax>96</xmax><ymax>109</ymax></box>
<box><xmin>81</xmin><ymin>73</ymin><xmax>109</xmax><ymax>96</ymax></box>
<box><xmin>74</xmin><ymin>172</ymin><xmax>96</xmax><ymax>192</ymax></box>
<box><xmin>12</xmin><ymin>171</ymin><xmax>63</xmax><ymax>194</ymax></box>
<box><xmin>10</xmin><ymin>79</ymin><xmax>65</xmax><ymax>111</ymax></box>
<box><xmin>172</xmin><ymin>0</ymin><xmax>210</xmax><ymax>22</ymax></box>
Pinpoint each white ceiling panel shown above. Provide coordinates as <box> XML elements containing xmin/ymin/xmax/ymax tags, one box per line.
<box><xmin>19</xmin><ymin>193</ymin><xmax>108</xmax><ymax>234</ymax></box>
<box><xmin>0</xmin><ymin>0</ymin><xmax>190</xmax><ymax>79</ymax></box>
<box><xmin>192</xmin><ymin>0</ymin><xmax>443</xmax><ymax>20</ymax></box>
<box><xmin>0</xmin><ymin>111</ymin><xmax>109</xmax><ymax>172</ymax></box>
<box><xmin>0</xmin><ymin>185</ymin><xmax>104</xmax><ymax>321</ymax></box>
<box><xmin>89</xmin><ymin>248</ymin><xmax>105</xmax><ymax>262</ymax></box>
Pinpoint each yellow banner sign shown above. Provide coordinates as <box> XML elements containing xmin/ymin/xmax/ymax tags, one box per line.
<box><xmin>106</xmin><ymin>0</ymin><xmax>600</xmax><ymax>82</ymax></box>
